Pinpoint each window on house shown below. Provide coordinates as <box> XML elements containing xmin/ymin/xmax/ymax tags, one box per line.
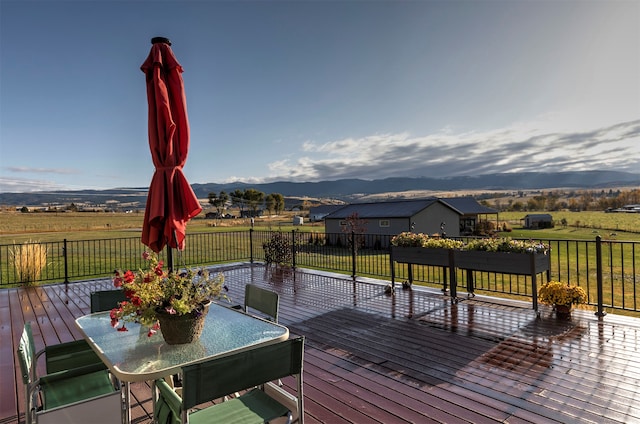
<box><xmin>379</xmin><ymin>220</ymin><xmax>390</xmax><ymax>227</ymax></box>
<box><xmin>339</xmin><ymin>220</ymin><xmax>347</xmax><ymax>226</ymax></box>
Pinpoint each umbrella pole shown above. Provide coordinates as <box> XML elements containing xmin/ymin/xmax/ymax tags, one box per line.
<box><xmin>167</xmin><ymin>247</ymin><xmax>174</xmax><ymax>273</ymax></box>
<box><xmin>167</xmin><ymin>229</ymin><xmax>178</xmax><ymax>273</ymax></box>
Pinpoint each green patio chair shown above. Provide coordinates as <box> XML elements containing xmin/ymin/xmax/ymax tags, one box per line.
<box><xmin>46</xmin><ymin>289</ymin><xmax>127</xmax><ymax>374</ymax></box>
<box><xmin>154</xmin><ymin>337</ymin><xmax>305</xmax><ymax>424</ymax></box>
<box><xmin>171</xmin><ymin>285</ymin><xmax>281</xmax><ymax>396</ymax></box>
<box><xmin>17</xmin><ymin>322</ymin><xmax>122</xmax><ymax>424</ymax></box>
<box><xmin>244</xmin><ymin>284</ymin><xmax>279</xmax><ymax>322</ymax></box>
<box><xmin>90</xmin><ymin>289</ymin><xmax>127</xmax><ymax>313</ymax></box>
<box><xmin>244</xmin><ymin>284</ymin><xmax>282</xmax><ymax>387</ymax></box>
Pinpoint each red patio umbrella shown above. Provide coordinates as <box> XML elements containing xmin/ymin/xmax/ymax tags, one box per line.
<box><xmin>140</xmin><ymin>37</ymin><xmax>202</xmax><ymax>262</ymax></box>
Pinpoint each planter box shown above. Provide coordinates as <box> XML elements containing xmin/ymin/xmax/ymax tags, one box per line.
<box><xmin>390</xmin><ymin>246</ymin><xmax>451</xmax><ymax>267</ymax></box>
<box><xmin>454</xmin><ymin>251</ymin><xmax>550</xmax><ymax>275</ymax></box>
<box><xmin>389</xmin><ymin>246</ymin><xmax>549</xmax><ymax>310</ymax></box>
<box><xmin>454</xmin><ymin>250</ymin><xmax>550</xmax><ymax>311</ymax></box>
<box><xmin>390</xmin><ymin>246</ymin><xmax>456</xmax><ymax>298</ymax></box>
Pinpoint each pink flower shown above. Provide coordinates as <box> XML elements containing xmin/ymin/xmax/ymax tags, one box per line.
<box><xmin>142</xmin><ymin>251</ymin><xmax>150</xmax><ymax>260</ymax></box>
<box><xmin>117</xmin><ymin>325</ymin><xmax>128</xmax><ymax>332</ymax></box>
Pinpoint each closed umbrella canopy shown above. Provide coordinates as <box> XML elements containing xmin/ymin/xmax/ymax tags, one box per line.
<box><xmin>140</xmin><ymin>37</ymin><xmax>202</xmax><ymax>253</ymax></box>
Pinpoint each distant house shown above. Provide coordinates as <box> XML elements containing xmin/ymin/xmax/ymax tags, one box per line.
<box><xmin>523</xmin><ymin>213</ymin><xmax>553</xmax><ymax>229</ymax></box>
<box><xmin>309</xmin><ymin>205</ymin><xmax>345</xmax><ymax>222</ymax></box>
<box><xmin>606</xmin><ymin>204</ymin><xmax>640</xmax><ymax>213</ymax></box>
<box><xmin>323</xmin><ymin>197</ymin><xmax>497</xmax><ymax>247</ymax></box>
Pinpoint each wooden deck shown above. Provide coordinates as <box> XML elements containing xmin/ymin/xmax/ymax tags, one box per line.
<box><xmin>3</xmin><ymin>263</ymin><xmax>640</xmax><ymax>424</ymax></box>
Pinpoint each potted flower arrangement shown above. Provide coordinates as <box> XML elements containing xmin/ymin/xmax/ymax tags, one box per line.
<box><xmin>389</xmin><ymin>235</ymin><xmax>551</xmax><ymax>306</ymax></box>
<box><xmin>389</xmin><ymin>233</ymin><xmax>464</xmax><ymax>293</ymax></box>
<box><xmin>391</xmin><ymin>232</ymin><xmax>464</xmax><ymax>266</ymax></box>
<box><xmin>390</xmin><ymin>232</ymin><xmax>464</xmax><ymax>265</ymax></box>
<box><xmin>463</xmin><ymin>238</ymin><xmax>549</xmax><ymax>254</ymax></box>
<box><xmin>538</xmin><ymin>280</ymin><xmax>587</xmax><ymax>318</ymax></box>
<box><xmin>391</xmin><ymin>232</ymin><xmax>464</xmax><ymax>249</ymax></box>
<box><xmin>109</xmin><ymin>251</ymin><xmax>228</xmax><ymax>344</ymax></box>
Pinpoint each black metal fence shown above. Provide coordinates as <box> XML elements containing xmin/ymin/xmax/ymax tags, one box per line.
<box><xmin>1</xmin><ymin>230</ymin><xmax>638</xmax><ymax>314</ymax></box>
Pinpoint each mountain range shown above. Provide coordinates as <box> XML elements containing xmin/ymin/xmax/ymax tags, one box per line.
<box><xmin>2</xmin><ymin>171</ymin><xmax>639</xmax><ymax>207</ymax></box>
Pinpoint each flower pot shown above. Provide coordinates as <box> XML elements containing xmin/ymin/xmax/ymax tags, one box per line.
<box><xmin>157</xmin><ymin>302</ymin><xmax>210</xmax><ymax>345</ymax></box>
<box><xmin>555</xmin><ymin>304</ymin><xmax>572</xmax><ymax>320</ymax></box>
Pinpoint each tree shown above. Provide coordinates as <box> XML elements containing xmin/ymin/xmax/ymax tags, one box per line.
<box><xmin>264</xmin><ymin>194</ymin><xmax>276</xmax><ymax>215</ymax></box>
<box><xmin>230</xmin><ymin>189</ymin><xmax>246</xmax><ymax>216</ymax></box>
<box><xmin>341</xmin><ymin>212</ymin><xmax>368</xmax><ymax>254</ymax></box>
<box><xmin>244</xmin><ymin>189</ymin><xmax>265</xmax><ymax>217</ymax></box>
<box><xmin>272</xmin><ymin>193</ymin><xmax>285</xmax><ymax>215</ymax></box>
<box><xmin>208</xmin><ymin>191</ymin><xmax>229</xmax><ymax>219</ymax></box>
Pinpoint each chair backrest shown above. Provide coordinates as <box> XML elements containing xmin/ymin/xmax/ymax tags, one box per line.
<box><xmin>244</xmin><ymin>284</ymin><xmax>279</xmax><ymax>322</ymax></box>
<box><xmin>17</xmin><ymin>322</ymin><xmax>35</xmax><ymax>385</ymax></box>
<box><xmin>181</xmin><ymin>337</ymin><xmax>304</xmax><ymax>411</ymax></box>
<box><xmin>90</xmin><ymin>289</ymin><xmax>127</xmax><ymax>313</ymax></box>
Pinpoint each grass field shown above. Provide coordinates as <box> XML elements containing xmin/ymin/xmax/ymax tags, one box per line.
<box><xmin>2</xmin><ymin>210</ymin><xmax>640</xmax><ymax>245</ymax></box>
<box><xmin>498</xmin><ymin>210</ymin><xmax>640</xmax><ymax>239</ymax></box>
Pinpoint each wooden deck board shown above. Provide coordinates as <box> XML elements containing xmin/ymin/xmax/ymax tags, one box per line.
<box><xmin>3</xmin><ymin>264</ymin><xmax>640</xmax><ymax>423</ymax></box>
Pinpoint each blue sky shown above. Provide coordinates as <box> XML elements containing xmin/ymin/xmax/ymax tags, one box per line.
<box><xmin>1</xmin><ymin>0</ymin><xmax>638</xmax><ymax>193</ymax></box>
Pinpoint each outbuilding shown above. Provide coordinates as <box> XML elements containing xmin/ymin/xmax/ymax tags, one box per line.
<box><xmin>523</xmin><ymin>213</ymin><xmax>553</xmax><ymax>229</ymax></box>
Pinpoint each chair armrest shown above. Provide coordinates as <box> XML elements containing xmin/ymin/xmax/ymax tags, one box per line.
<box><xmin>155</xmin><ymin>379</ymin><xmax>183</xmax><ymax>424</ymax></box>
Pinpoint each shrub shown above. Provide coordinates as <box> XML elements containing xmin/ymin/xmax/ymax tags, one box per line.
<box><xmin>263</xmin><ymin>232</ymin><xmax>292</xmax><ymax>266</ymax></box>
<box><xmin>10</xmin><ymin>241</ymin><xmax>48</xmax><ymax>285</ymax></box>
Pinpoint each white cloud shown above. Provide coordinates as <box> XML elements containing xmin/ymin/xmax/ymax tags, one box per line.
<box><xmin>6</xmin><ymin>166</ymin><xmax>79</xmax><ymax>175</ymax></box>
<box><xmin>0</xmin><ymin>177</ymin><xmax>67</xmax><ymax>193</ymax></box>
<box><xmin>261</xmin><ymin>119</ymin><xmax>640</xmax><ymax>182</ymax></box>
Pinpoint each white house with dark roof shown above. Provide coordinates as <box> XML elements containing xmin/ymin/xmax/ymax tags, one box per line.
<box><xmin>323</xmin><ymin>197</ymin><xmax>498</xmax><ymax>246</ymax></box>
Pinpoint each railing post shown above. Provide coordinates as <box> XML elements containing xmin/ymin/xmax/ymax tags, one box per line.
<box><xmin>249</xmin><ymin>228</ymin><xmax>254</xmax><ymax>263</ymax></box>
<box><xmin>291</xmin><ymin>230</ymin><xmax>297</xmax><ymax>270</ymax></box>
<box><xmin>63</xmin><ymin>239</ymin><xmax>69</xmax><ymax>287</ymax></box>
<box><xmin>351</xmin><ymin>231</ymin><xmax>356</xmax><ymax>280</ymax></box>
<box><xmin>595</xmin><ymin>235</ymin><xmax>606</xmax><ymax>317</ymax></box>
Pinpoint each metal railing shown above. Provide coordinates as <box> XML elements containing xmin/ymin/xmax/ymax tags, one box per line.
<box><xmin>1</xmin><ymin>231</ymin><xmax>638</xmax><ymax>314</ymax></box>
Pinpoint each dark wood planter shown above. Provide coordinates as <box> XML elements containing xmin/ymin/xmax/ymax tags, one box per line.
<box><xmin>454</xmin><ymin>251</ymin><xmax>550</xmax><ymax>311</ymax></box>
<box><xmin>390</xmin><ymin>246</ymin><xmax>456</xmax><ymax>298</ymax></box>
<box><xmin>454</xmin><ymin>250</ymin><xmax>550</xmax><ymax>275</ymax></box>
<box><xmin>389</xmin><ymin>246</ymin><xmax>550</xmax><ymax>310</ymax></box>
<box><xmin>390</xmin><ymin>246</ymin><xmax>451</xmax><ymax>267</ymax></box>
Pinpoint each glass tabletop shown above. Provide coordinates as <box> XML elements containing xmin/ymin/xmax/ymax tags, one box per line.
<box><xmin>75</xmin><ymin>302</ymin><xmax>289</xmax><ymax>382</ymax></box>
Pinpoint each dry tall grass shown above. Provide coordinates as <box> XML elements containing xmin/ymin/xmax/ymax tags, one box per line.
<box><xmin>10</xmin><ymin>241</ymin><xmax>48</xmax><ymax>285</ymax></box>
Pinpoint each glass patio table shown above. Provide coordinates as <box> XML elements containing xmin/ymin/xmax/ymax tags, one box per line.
<box><xmin>76</xmin><ymin>302</ymin><xmax>289</xmax><ymax>424</ymax></box>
